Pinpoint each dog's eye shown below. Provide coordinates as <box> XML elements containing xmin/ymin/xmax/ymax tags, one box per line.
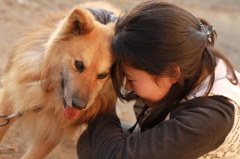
<box><xmin>75</xmin><ymin>61</ymin><xmax>84</xmax><ymax>73</ymax></box>
<box><xmin>97</xmin><ymin>73</ymin><xmax>108</xmax><ymax>79</ymax></box>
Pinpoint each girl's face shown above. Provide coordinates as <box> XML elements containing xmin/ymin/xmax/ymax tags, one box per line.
<box><xmin>121</xmin><ymin>64</ymin><xmax>177</xmax><ymax>107</ymax></box>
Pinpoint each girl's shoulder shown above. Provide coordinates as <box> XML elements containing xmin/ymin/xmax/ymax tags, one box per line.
<box><xmin>170</xmin><ymin>96</ymin><xmax>234</xmax><ymax>118</ymax></box>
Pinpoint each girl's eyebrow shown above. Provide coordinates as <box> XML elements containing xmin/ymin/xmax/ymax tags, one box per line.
<box><xmin>122</xmin><ymin>71</ymin><xmax>133</xmax><ymax>78</ymax></box>
<box><xmin>126</xmin><ymin>74</ymin><xmax>134</xmax><ymax>79</ymax></box>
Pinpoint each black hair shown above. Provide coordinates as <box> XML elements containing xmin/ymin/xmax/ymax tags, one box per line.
<box><xmin>111</xmin><ymin>1</ymin><xmax>237</xmax><ymax>131</ymax></box>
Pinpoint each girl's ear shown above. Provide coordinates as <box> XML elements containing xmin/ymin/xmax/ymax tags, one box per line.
<box><xmin>170</xmin><ymin>77</ymin><xmax>178</xmax><ymax>84</ymax></box>
<box><xmin>170</xmin><ymin>65</ymin><xmax>180</xmax><ymax>84</ymax></box>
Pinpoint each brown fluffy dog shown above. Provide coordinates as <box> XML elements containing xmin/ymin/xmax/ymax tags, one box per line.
<box><xmin>0</xmin><ymin>2</ymin><xmax>119</xmax><ymax>158</ymax></box>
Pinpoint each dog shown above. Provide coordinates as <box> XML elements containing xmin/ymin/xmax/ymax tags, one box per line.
<box><xmin>0</xmin><ymin>2</ymin><xmax>119</xmax><ymax>158</ymax></box>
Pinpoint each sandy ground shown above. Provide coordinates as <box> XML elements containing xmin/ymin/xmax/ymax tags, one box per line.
<box><xmin>0</xmin><ymin>0</ymin><xmax>239</xmax><ymax>158</ymax></box>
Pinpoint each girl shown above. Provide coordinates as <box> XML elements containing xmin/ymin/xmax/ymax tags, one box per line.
<box><xmin>77</xmin><ymin>1</ymin><xmax>240</xmax><ymax>158</ymax></box>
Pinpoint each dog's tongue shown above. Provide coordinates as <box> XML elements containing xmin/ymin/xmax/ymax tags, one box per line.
<box><xmin>64</xmin><ymin>106</ymin><xmax>80</xmax><ymax>120</ymax></box>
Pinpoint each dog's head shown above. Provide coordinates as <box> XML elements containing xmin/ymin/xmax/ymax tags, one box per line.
<box><xmin>41</xmin><ymin>8</ymin><xmax>115</xmax><ymax>120</ymax></box>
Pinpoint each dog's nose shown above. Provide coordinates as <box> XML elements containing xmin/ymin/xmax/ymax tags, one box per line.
<box><xmin>72</xmin><ymin>99</ymin><xmax>87</xmax><ymax>110</ymax></box>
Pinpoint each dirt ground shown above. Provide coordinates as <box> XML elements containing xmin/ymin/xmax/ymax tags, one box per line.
<box><xmin>0</xmin><ymin>0</ymin><xmax>239</xmax><ymax>158</ymax></box>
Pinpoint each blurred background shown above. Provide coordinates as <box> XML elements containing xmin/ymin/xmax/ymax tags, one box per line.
<box><xmin>0</xmin><ymin>0</ymin><xmax>239</xmax><ymax>158</ymax></box>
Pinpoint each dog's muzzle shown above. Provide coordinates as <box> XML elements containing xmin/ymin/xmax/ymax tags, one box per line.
<box><xmin>61</xmin><ymin>76</ymin><xmax>87</xmax><ymax>111</ymax></box>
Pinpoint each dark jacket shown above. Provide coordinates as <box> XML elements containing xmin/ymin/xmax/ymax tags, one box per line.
<box><xmin>77</xmin><ymin>96</ymin><xmax>234</xmax><ymax>159</ymax></box>
<box><xmin>87</xmin><ymin>8</ymin><xmax>117</xmax><ymax>24</ymax></box>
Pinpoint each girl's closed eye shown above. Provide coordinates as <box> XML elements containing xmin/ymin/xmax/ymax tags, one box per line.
<box><xmin>127</xmin><ymin>79</ymin><xmax>134</xmax><ymax>82</ymax></box>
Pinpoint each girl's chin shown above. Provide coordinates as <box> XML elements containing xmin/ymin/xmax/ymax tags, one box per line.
<box><xmin>144</xmin><ymin>100</ymin><xmax>157</xmax><ymax>107</ymax></box>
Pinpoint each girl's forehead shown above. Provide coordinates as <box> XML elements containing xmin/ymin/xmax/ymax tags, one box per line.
<box><xmin>121</xmin><ymin>63</ymin><xmax>148</xmax><ymax>77</ymax></box>
<box><xmin>121</xmin><ymin>63</ymin><xmax>135</xmax><ymax>72</ymax></box>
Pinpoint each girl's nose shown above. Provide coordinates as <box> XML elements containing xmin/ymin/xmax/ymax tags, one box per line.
<box><xmin>125</xmin><ymin>80</ymin><xmax>133</xmax><ymax>92</ymax></box>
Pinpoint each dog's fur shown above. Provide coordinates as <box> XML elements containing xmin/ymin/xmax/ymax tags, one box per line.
<box><xmin>0</xmin><ymin>2</ymin><xmax>119</xmax><ymax>158</ymax></box>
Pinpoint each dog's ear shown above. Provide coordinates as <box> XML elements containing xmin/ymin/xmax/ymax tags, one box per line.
<box><xmin>62</xmin><ymin>8</ymin><xmax>94</xmax><ymax>36</ymax></box>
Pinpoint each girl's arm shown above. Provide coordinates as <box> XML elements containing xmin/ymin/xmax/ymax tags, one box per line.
<box><xmin>77</xmin><ymin>96</ymin><xmax>234</xmax><ymax>159</ymax></box>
